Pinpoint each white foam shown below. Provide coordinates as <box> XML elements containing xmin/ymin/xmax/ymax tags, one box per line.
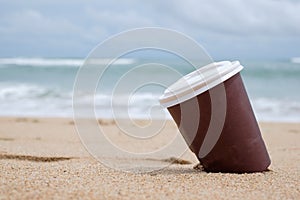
<box><xmin>291</xmin><ymin>57</ymin><xmax>300</xmax><ymax>64</ymax></box>
<box><xmin>0</xmin><ymin>58</ymin><xmax>136</xmax><ymax>67</ymax></box>
<box><xmin>251</xmin><ymin>98</ymin><xmax>300</xmax><ymax>122</ymax></box>
<box><xmin>0</xmin><ymin>83</ymin><xmax>299</xmax><ymax>122</ymax></box>
<box><xmin>0</xmin><ymin>83</ymin><xmax>69</xmax><ymax>100</ymax></box>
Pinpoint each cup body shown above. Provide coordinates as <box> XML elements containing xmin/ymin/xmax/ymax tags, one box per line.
<box><xmin>167</xmin><ymin>73</ymin><xmax>271</xmax><ymax>173</ymax></box>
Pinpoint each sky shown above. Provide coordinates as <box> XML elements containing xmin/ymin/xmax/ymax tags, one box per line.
<box><xmin>0</xmin><ymin>0</ymin><xmax>299</xmax><ymax>60</ymax></box>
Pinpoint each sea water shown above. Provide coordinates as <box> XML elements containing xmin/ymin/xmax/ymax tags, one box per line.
<box><xmin>0</xmin><ymin>57</ymin><xmax>299</xmax><ymax>122</ymax></box>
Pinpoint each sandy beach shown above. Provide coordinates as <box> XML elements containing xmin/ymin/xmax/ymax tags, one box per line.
<box><xmin>0</xmin><ymin>117</ymin><xmax>299</xmax><ymax>199</ymax></box>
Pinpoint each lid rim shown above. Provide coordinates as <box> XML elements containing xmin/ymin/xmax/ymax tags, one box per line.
<box><xmin>159</xmin><ymin>61</ymin><xmax>243</xmax><ymax>108</ymax></box>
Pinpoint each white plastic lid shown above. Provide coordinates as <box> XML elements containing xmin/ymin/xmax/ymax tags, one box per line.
<box><xmin>159</xmin><ymin>61</ymin><xmax>243</xmax><ymax>108</ymax></box>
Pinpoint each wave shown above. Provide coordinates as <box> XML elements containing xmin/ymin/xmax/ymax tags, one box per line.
<box><xmin>0</xmin><ymin>83</ymin><xmax>163</xmax><ymax>118</ymax></box>
<box><xmin>0</xmin><ymin>83</ymin><xmax>70</xmax><ymax>100</ymax></box>
<box><xmin>0</xmin><ymin>83</ymin><xmax>72</xmax><ymax>117</ymax></box>
<box><xmin>291</xmin><ymin>57</ymin><xmax>300</xmax><ymax>64</ymax></box>
<box><xmin>251</xmin><ymin>98</ymin><xmax>300</xmax><ymax>122</ymax></box>
<box><xmin>0</xmin><ymin>83</ymin><xmax>299</xmax><ymax>121</ymax></box>
<box><xmin>0</xmin><ymin>58</ymin><xmax>136</xmax><ymax>67</ymax></box>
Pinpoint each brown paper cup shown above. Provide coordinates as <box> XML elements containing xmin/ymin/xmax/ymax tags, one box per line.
<box><xmin>159</xmin><ymin>61</ymin><xmax>271</xmax><ymax>173</ymax></box>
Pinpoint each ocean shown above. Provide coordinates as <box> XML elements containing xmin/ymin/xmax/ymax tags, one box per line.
<box><xmin>0</xmin><ymin>57</ymin><xmax>299</xmax><ymax>122</ymax></box>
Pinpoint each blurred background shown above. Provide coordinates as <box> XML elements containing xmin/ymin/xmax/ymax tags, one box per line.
<box><xmin>0</xmin><ymin>0</ymin><xmax>299</xmax><ymax>121</ymax></box>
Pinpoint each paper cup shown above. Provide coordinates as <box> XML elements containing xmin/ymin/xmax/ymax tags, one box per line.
<box><xmin>159</xmin><ymin>61</ymin><xmax>271</xmax><ymax>173</ymax></box>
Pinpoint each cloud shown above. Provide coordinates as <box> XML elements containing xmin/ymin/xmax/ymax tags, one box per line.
<box><xmin>0</xmin><ymin>8</ymin><xmax>92</xmax><ymax>57</ymax></box>
<box><xmin>149</xmin><ymin>0</ymin><xmax>300</xmax><ymax>37</ymax></box>
<box><xmin>82</xmin><ymin>6</ymin><xmax>155</xmax><ymax>40</ymax></box>
<box><xmin>0</xmin><ymin>0</ymin><xmax>299</xmax><ymax>58</ymax></box>
<box><xmin>0</xmin><ymin>10</ymin><xmax>80</xmax><ymax>37</ymax></box>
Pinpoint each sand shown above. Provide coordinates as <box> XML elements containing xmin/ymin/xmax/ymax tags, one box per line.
<box><xmin>0</xmin><ymin>117</ymin><xmax>299</xmax><ymax>199</ymax></box>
